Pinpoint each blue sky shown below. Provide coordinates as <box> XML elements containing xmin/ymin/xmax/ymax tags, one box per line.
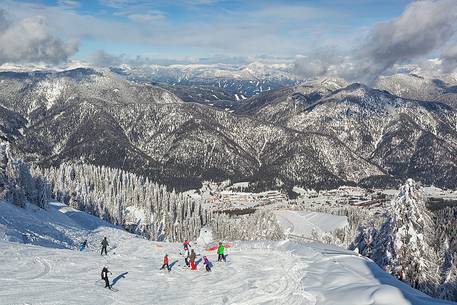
<box><xmin>1</xmin><ymin>0</ymin><xmax>457</xmax><ymax>81</ymax></box>
<box><xmin>3</xmin><ymin>0</ymin><xmax>413</xmax><ymax>61</ymax></box>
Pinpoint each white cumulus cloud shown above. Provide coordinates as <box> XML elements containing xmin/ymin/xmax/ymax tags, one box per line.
<box><xmin>0</xmin><ymin>9</ymin><xmax>78</xmax><ymax>65</ymax></box>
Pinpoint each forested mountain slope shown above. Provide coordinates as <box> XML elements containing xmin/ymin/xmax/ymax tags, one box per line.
<box><xmin>240</xmin><ymin>81</ymin><xmax>457</xmax><ymax>188</ymax></box>
<box><xmin>0</xmin><ymin>69</ymin><xmax>386</xmax><ymax>191</ymax></box>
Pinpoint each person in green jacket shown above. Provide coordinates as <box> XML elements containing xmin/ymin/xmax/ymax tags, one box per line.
<box><xmin>217</xmin><ymin>242</ymin><xmax>226</xmax><ymax>262</ymax></box>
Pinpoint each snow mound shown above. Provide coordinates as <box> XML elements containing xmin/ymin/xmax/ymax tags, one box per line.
<box><xmin>196</xmin><ymin>226</ymin><xmax>213</xmax><ymax>246</ymax></box>
<box><xmin>0</xmin><ymin>201</ymin><xmax>115</xmax><ymax>249</ymax></box>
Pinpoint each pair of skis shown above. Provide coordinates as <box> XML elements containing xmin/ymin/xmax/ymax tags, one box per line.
<box><xmin>95</xmin><ymin>279</ymin><xmax>119</xmax><ymax>292</ymax></box>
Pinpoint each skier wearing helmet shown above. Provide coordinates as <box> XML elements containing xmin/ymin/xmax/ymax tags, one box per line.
<box><xmin>217</xmin><ymin>242</ymin><xmax>226</xmax><ymax>262</ymax></box>
<box><xmin>160</xmin><ymin>254</ymin><xmax>171</xmax><ymax>271</ymax></box>
<box><xmin>101</xmin><ymin>266</ymin><xmax>112</xmax><ymax>289</ymax></box>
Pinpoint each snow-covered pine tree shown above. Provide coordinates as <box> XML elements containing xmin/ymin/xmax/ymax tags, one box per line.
<box><xmin>350</xmin><ymin>223</ymin><xmax>377</xmax><ymax>256</ymax></box>
<box><xmin>360</xmin><ymin>179</ymin><xmax>440</xmax><ymax>295</ymax></box>
<box><xmin>434</xmin><ymin>206</ymin><xmax>457</xmax><ymax>301</ymax></box>
<box><xmin>439</xmin><ymin>253</ymin><xmax>457</xmax><ymax>300</ymax></box>
<box><xmin>212</xmin><ymin>210</ymin><xmax>283</xmax><ymax>241</ymax></box>
<box><xmin>0</xmin><ymin>142</ymin><xmax>50</xmax><ymax>208</ymax></box>
<box><xmin>35</xmin><ymin>163</ymin><xmax>210</xmax><ymax>242</ymax></box>
<box><xmin>33</xmin><ymin>176</ymin><xmax>49</xmax><ymax>209</ymax></box>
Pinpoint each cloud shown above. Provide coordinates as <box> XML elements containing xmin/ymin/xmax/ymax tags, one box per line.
<box><xmin>88</xmin><ymin>49</ymin><xmax>191</xmax><ymax>66</ymax></box>
<box><xmin>441</xmin><ymin>44</ymin><xmax>457</xmax><ymax>72</ymax></box>
<box><xmin>11</xmin><ymin>0</ymin><xmax>457</xmax><ymax>82</ymax></box>
<box><xmin>292</xmin><ymin>0</ymin><xmax>457</xmax><ymax>83</ymax></box>
<box><xmin>99</xmin><ymin>0</ymin><xmax>167</xmax><ymax>24</ymax></box>
<box><xmin>57</xmin><ymin>0</ymin><xmax>80</xmax><ymax>9</ymax></box>
<box><xmin>88</xmin><ymin>50</ymin><xmax>124</xmax><ymax>67</ymax></box>
<box><xmin>186</xmin><ymin>0</ymin><xmax>218</xmax><ymax>4</ymax></box>
<box><xmin>1</xmin><ymin>0</ymin><xmax>346</xmax><ymax>62</ymax></box>
<box><xmin>99</xmin><ymin>0</ymin><xmax>131</xmax><ymax>9</ymax></box>
<box><xmin>126</xmin><ymin>13</ymin><xmax>165</xmax><ymax>22</ymax></box>
<box><xmin>351</xmin><ymin>0</ymin><xmax>457</xmax><ymax>82</ymax></box>
<box><xmin>253</xmin><ymin>5</ymin><xmax>323</xmax><ymax>21</ymax></box>
<box><xmin>293</xmin><ymin>47</ymin><xmax>346</xmax><ymax>78</ymax></box>
<box><xmin>101</xmin><ymin>0</ymin><xmax>221</xmax><ymax>8</ymax></box>
<box><xmin>88</xmin><ymin>49</ymin><xmax>262</xmax><ymax>66</ymax></box>
<box><xmin>0</xmin><ymin>9</ymin><xmax>78</xmax><ymax>65</ymax></box>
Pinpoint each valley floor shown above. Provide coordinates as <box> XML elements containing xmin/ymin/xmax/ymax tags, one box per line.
<box><xmin>0</xmin><ymin>202</ymin><xmax>454</xmax><ymax>305</ymax></box>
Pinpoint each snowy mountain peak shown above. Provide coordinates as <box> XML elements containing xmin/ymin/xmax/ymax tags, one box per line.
<box><xmin>333</xmin><ymin>82</ymin><xmax>387</xmax><ymax>97</ymax></box>
<box><xmin>320</xmin><ymin>82</ymin><xmax>401</xmax><ymax>111</ymax></box>
<box><xmin>301</xmin><ymin>77</ymin><xmax>348</xmax><ymax>91</ymax></box>
<box><xmin>376</xmin><ymin>73</ymin><xmax>457</xmax><ymax>108</ymax></box>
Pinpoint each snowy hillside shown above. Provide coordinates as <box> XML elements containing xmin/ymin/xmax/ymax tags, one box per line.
<box><xmin>241</xmin><ymin>80</ymin><xmax>457</xmax><ymax>189</ymax></box>
<box><xmin>0</xmin><ymin>69</ymin><xmax>389</xmax><ymax>191</ymax></box>
<box><xmin>274</xmin><ymin>210</ymin><xmax>348</xmax><ymax>238</ymax></box>
<box><xmin>377</xmin><ymin>73</ymin><xmax>457</xmax><ymax>108</ymax></box>
<box><xmin>1</xmin><ymin>68</ymin><xmax>457</xmax><ymax>190</ymax></box>
<box><xmin>0</xmin><ymin>200</ymin><xmax>454</xmax><ymax>305</ymax></box>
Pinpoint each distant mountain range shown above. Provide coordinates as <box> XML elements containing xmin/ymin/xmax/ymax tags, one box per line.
<box><xmin>109</xmin><ymin>62</ymin><xmax>299</xmax><ymax>106</ymax></box>
<box><xmin>1</xmin><ymin>67</ymin><xmax>456</xmax><ymax>191</ymax></box>
<box><xmin>111</xmin><ymin>63</ymin><xmax>457</xmax><ymax>110</ymax></box>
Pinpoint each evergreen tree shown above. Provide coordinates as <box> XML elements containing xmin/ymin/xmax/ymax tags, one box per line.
<box><xmin>0</xmin><ymin>141</ymin><xmax>50</xmax><ymax>209</ymax></box>
<box><xmin>35</xmin><ymin>163</ymin><xmax>209</xmax><ymax>242</ymax></box>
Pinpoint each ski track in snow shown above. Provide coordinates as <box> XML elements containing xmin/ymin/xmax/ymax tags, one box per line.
<box><xmin>0</xmin><ymin>202</ymin><xmax>455</xmax><ymax>305</ymax></box>
<box><xmin>29</xmin><ymin>257</ymin><xmax>51</xmax><ymax>280</ymax></box>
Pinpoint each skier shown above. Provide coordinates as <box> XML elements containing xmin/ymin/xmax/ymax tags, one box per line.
<box><xmin>160</xmin><ymin>254</ymin><xmax>170</xmax><ymax>271</ymax></box>
<box><xmin>79</xmin><ymin>239</ymin><xmax>87</xmax><ymax>251</ymax></box>
<box><xmin>190</xmin><ymin>249</ymin><xmax>197</xmax><ymax>270</ymax></box>
<box><xmin>182</xmin><ymin>248</ymin><xmax>190</xmax><ymax>267</ymax></box>
<box><xmin>101</xmin><ymin>237</ymin><xmax>109</xmax><ymax>256</ymax></box>
<box><xmin>101</xmin><ymin>266</ymin><xmax>112</xmax><ymax>289</ymax></box>
<box><xmin>183</xmin><ymin>239</ymin><xmax>191</xmax><ymax>250</ymax></box>
<box><xmin>203</xmin><ymin>256</ymin><xmax>211</xmax><ymax>272</ymax></box>
<box><xmin>217</xmin><ymin>242</ymin><xmax>226</xmax><ymax>262</ymax></box>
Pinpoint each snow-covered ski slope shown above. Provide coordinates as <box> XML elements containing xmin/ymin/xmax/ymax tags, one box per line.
<box><xmin>273</xmin><ymin>210</ymin><xmax>348</xmax><ymax>237</ymax></box>
<box><xmin>0</xmin><ymin>201</ymin><xmax>454</xmax><ymax>305</ymax></box>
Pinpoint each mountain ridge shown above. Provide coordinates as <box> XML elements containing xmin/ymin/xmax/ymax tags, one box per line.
<box><xmin>1</xmin><ymin>67</ymin><xmax>456</xmax><ymax>190</ymax></box>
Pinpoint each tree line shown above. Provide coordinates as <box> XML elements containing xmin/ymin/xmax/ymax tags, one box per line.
<box><xmin>33</xmin><ymin>162</ymin><xmax>211</xmax><ymax>241</ymax></box>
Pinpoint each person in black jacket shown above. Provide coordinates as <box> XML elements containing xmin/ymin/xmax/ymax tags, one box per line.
<box><xmin>101</xmin><ymin>237</ymin><xmax>109</xmax><ymax>256</ymax></box>
<box><xmin>101</xmin><ymin>266</ymin><xmax>112</xmax><ymax>289</ymax></box>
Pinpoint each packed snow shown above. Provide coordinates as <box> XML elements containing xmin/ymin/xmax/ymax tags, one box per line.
<box><xmin>0</xmin><ymin>201</ymin><xmax>454</xmax><ymax>305</ymax></box>
<box><xmin>273</xmin><ymin>210</ymin><xmax>348</xmax><ymax>238</ymax></box>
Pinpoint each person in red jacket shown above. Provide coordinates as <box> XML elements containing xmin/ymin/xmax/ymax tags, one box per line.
<box><xmin>183</xmin><ymin>240</ymin><xmax>191</xmax><ymax>250</ymax></box>
<box><xmin>190</xmin><ymin>249</ymin><xmax>197</xmax><ymax>270</ymax></box>
<box><xmin>160</xmin><ymin>254</ymin><xmax>170</xmax><ymax>272</ymax></box>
